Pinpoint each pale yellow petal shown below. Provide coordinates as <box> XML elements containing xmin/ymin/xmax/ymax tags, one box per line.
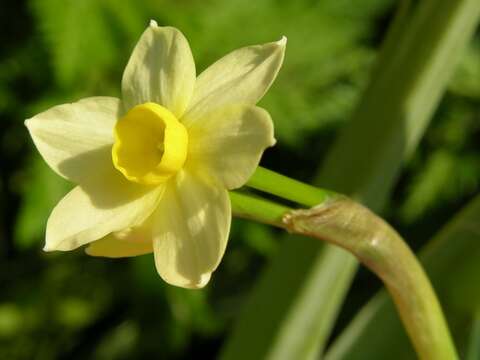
<box><xmin>187</xmin><ymin>105</ymin><xmax>275</xmax><ymax>190</ymax></box>
<box><xmin>86</xmin><ymin>226</ymin><xmax>153</xmax><ymax>258</ymax></box>
<box><xmin>122</xmin><ymin>21</ymin><xmax>196</xmax><ymax>118</ymax></box>
<box><xmin>183</xmin><ymin>37</ymin><xmax>286</xmax><ymax>124</ymax></box>
<box><xmin>25</xmin><ymin>97</ymin><xmax>120</xmax><ymax>183</ymax></box>
<box><xmin>45</xmin><ymin>172</ymin><xmax>164</xmax><ymax>251</ymax></box>
<box><xmin>152</xmin><ymin>170</ymin><xmax>230</xmax><ymax>289</ymax></box>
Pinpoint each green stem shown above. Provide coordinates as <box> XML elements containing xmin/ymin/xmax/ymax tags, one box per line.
<box><xmin>246</xmin><ymin>166</ymin><xmax>335</xmax><ymax>207</ymax></box>
<box><xmin>229</xmin><ymin>191</ymin><xmax>289</xmax><ymax>227</ymax></box>
<box><xmin>231</xmin><ymin>168</ymin><xmax>458</xmax><ymax>360</ymax></box>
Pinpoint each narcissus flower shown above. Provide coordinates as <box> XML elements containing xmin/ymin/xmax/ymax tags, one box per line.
<box><xmin>25</xmin><ymin>21</ymin><xmax>286</xmax><ymax>288</ymax></box>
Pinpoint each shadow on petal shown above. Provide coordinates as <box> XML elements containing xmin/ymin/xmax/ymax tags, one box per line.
<box><xmin>153</xmin><ymin>170</ymin><xmax>230</xmax><ymax>288</ymax></box>
<box><xmin>58</xmin><ymin>145</ymin><xmax>156</xmax><ymax>209</ymax></box>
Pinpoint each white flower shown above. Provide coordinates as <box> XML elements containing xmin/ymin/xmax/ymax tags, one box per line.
<box><xmin>25</xmin><ymin>21</ymin><xmax>286</xmax><ymax>288</ymax></box>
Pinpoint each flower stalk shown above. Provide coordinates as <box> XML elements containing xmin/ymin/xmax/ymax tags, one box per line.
<box><xmin>246</xmin><ymin>166</ymin><xmax>335</xmax><ymax>207</ymax></box>
<box><xmin>231</xmin><ymin>167</ymin><xmax>458</xmax><ymax>360</ymax></box>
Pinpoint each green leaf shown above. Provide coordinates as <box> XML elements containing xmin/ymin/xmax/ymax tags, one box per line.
<box><xmin>467</xmin><ymin>311</ymin><xmax>480</xmax><ymax>360</ymax></box>
<box><xmin>242</xmin><ymin>223</ymin><xmax>277</xmax><ymax>257</ymax></box>
<box><xmin>30</xmin><ymin>0</ymin><xmax>117</xmax><ymax>88</ymax></box>
<box><xmin>221</xmin><ymin>1</ymin><xmax>480</xmax><ymax>359</ymax></box>
<box><xmin>15</xmin><ymin>157</ymin><xmax>70</xmax><ymax>249</ymax></box>
<box><xmin>325</xmin><ymin>194</ymin><xmax>480</xmax><ymax>359</ymax></box>
<box><xmin>399</xmin><ymin>98</ymin><xmax>480</xmax><ymax>223</ymax></box>
<box><xmin>449</xmin><ymin>40</ymin><xmax>480</xmax><ymax>99</ymax></box>
<box><xmin>400</xmin><ymin>150</ymin><xmax>456</xmax><ymax>223</ymax></box>
<box><xmin>101</xmin><ymin>0</ymin><xmax>148</xmax><ymax>44</ymax></box>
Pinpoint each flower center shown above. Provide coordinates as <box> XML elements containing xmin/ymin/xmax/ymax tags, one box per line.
<box><xmin>112</xmin><ymin>103</ymin><xmax>188</xmax><ymax>185</ymax></box>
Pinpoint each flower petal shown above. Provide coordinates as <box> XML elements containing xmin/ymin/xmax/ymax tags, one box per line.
<box><xmin>122</xmin><ymin>21</ymin><xmax>196</xmax><ymax>118</ymax></box>
<box><xmin>152</xmin><ymin>170</ymin><xmax>231</xmax><ymax>289</ymax></box>
<box><xmin>45</xmin><ymin>172</ymin><xmax>164</xmax><ymax>251</ymax></box>
<box><xmin>25</xmin><ymin>97</ymin><xmax>120</xmax><ymax>183</ymax></box>
<box><xmin>187</xmin><ymin>105</ymin><xmax>275</xmax><ymax>189</ymax></box>
<box><xmin>183</xmin><ymin>36</ymin><xmax>286</xmax><ymax>124</ymax></box>
<box><xmin>85</xmin><ymin>226</ymin><xmax>153</xmax><ymax>258</ymax></box>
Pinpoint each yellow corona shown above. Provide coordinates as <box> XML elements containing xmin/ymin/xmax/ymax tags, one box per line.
<box><xmin>113</xmin><ymin>103</ymin><xmax>188</xmax><ymax>185</ymax></box>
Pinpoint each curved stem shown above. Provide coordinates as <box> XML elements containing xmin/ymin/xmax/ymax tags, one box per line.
<box><xmin>231</xmin><ymin>168</ymin><xmax>458</xmax><ymax>359</ymax></box>
<box><xmin>283</xmin><ymin>197</ymin><xmax>458</xmax><ymax>360</ymax></box>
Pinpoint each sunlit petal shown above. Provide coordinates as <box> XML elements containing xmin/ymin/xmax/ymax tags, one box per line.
<box><xmin>183</xmin><ymin>37</ymin><xmax>286</xmax><ymax>124</ymax></box>
<box><xmin>152</xmin><ymin>170</ymin><xmax>230</xmax><ymax>289</ymax></box>
<box><xmin>45</xmin><ymin>172</ymin><xmax>164</xmax><ymax>251</ymax></box>
<box><xmin>187</xmin><ymin>104</ymin><xmax>275</xmax><ymax>189</ymax></box>
<box><xmin>25</xmin><ymin>97</ymin><xmax>120</xmax><ymax>183</ymax></box>
<box><xmin>122</xmin><ymin>21</ymin><xmax>196</xmax><ymax>118</ymax></box>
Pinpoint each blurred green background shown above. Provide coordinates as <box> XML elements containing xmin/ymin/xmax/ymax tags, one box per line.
<box><xmin>1</xmin><ymin>0</ymin><xmax>479</xmax><ymax>359</ymax></box>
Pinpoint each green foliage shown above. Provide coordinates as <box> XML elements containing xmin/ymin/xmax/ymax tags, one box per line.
<box><xmin>400</xmin><ymin>99</ymin><xmax>480</xmax><ymax>223</ymax></box>
<box><xmin>467</xmin><ymin>312</ymin><xmax>480</xmax><ymax>360</ymax></box>
<box><xmin>450</xmin><ymin>39</ymin><xmax>480</xmax><ymax>99</ymax></box>
<box><xmin>31</xmin><ymin>0</ymin><xmax>116</xmax><ymax>88</ymax></box>
<box><xmin>15</xmin><ymin>158</ymin><xmax>70</xmax><ymax>249</ymax></box>
<box><xmin>1</xmin><ymin>0</ymin><xmax>479</xmax><ymax>358</ymax></box>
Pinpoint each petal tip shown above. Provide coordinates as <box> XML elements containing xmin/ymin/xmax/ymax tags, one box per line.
<box><xmin>184</xmin><ymin>273</ymin><xmax>212</xmax><ymax>289</ymax></box>
<box><xmin>276</xmin><ymin>36</ymin><xmax>287</xmax><ymax>47</ymax></box>
<box><xmin>24</xmin><ymin>118</ymin><xmax>35</xmax><ymax>130</ymax></box>
<box><xmin>43</xmin><ymin>244</ymin><xmax>53</xmax><ymax>252</ymax></box>
<box><xmin>149</xmin><ymin>19</ymin><xmax>158</xmax><ymax>28</ymax></box>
